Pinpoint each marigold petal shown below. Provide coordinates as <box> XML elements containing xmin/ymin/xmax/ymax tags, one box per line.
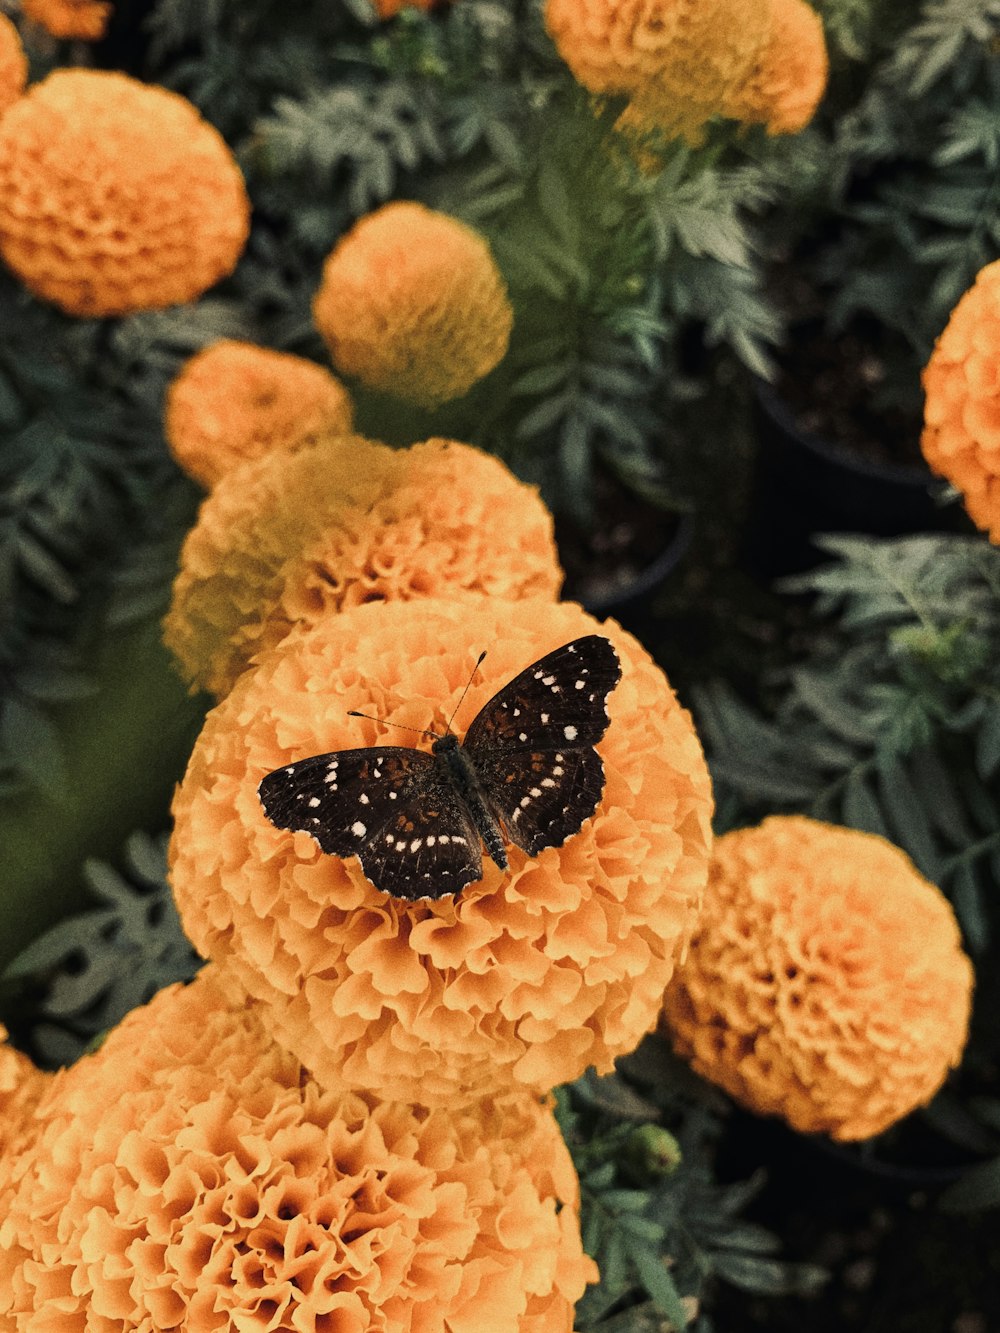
<box><xmin>166</xmin><ymin>341</ymin><xmax>354</xmax><ymax>489</ymax></box>
<box><xmin>164</xmin><ymin>434</ymin><xmax>563</xmax><ymax>698</ymax></box>
<box><xmin>922</xmin><ymin>258</ymin><xmax>1000</xmax><ymax>542</ymax></box>
<box><xmin>0</xmin><ymin>70</ymin><xmax>249</xmax><ymax>316</ymax></box>
<box><xmin>169</xmin><ymin>597</ymin><xmax>713</xmax><ymax>1106</ymax></box>
<box><xmin>313</xmin><ymin>202</ymin><xmax>513</xmax><ymax>407</ymax></box>
<box><xmin>661</xmin><ymin>816</ymin><xmax>974</xmax><ymax>1140</ymax></box>
<box><xmin>0</xmin><ymin>969</ymin><xmax>592</xmax><ymax>1329</ymax></box>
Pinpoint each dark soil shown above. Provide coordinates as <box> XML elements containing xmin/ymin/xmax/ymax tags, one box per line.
<box><xmin>774</xmin><ymin>324</ymin><xmax>926</xmax><ymax>471</ymax></box>
<box><xmin>709</xmin><ymin>1112</ymin><xmax>1000</xmax><ymax>1333</ymax></box>
<box><xmin>554</xmin><ymin>468</ymin><xmax>684</xmax><ymax>608</ymax></box>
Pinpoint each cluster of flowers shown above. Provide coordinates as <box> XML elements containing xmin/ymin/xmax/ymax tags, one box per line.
<box><xmin>922</xmin><ymin>258</ymin><xmax>1000</xmax><ymax>544</ymax></box>
<box><xmin>0</xmin><ymin>1</ymin><xmax>979</xmax><ymax>1324</ymax></box>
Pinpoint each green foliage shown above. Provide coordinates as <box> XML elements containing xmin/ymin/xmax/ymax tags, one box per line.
<box><xmin>763</xmin><ymin>0</ymin><xmax>1000</xmax><ymax>414</ymax></box>
<box><xmin>2</xmin><ymin>832</ymin><xmax>203</xmax><ymax>1068</ymax></box>
<box><xmin>695</xmin><ymin>534</ymin><xmax>1000</xmax><ymax>953</ymax></box>
<box><xmin>560</xmin><ymin>1039</ymin><xmax>826</xmax><ymax>1329</ymax></box>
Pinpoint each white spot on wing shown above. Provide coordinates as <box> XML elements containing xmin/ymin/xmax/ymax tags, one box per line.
<box><xmin>564</xmin><ymin>725</ymin><xmax>578</xmax><ymax>741</ymax></box>
<box><xmin>308</xmin><ymin>797</ymin><xmax>321</xmax><ymax>808</ymax></box>
<box><xmin>351</xmin><ymin>821</ymin><xmax>367</xmax><ymax>837</ymax></box>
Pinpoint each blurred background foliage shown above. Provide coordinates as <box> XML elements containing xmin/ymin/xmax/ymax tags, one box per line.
<box><xmin>2</xmin><ymin>0</ymin><xmax>1000</xmax><ymax>1328</ymax></box>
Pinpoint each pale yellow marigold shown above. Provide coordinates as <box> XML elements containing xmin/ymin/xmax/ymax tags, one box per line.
<box><xmin>0</xmin><ymin>70</ymin><xmax>250</xmax><ymax>316</ymax></box>
<box><xmin>922</xmin><ymin>258</ymin><xmax>1000</xmax><ymax>542</ymax></box>
<box><xmin>0</xmin><ymin>15</ymin><xmax>27</xmax><ymax>116</ymax></box>
<box><xmin>20</xmin><ymin>0</ymin><xmax>111</xmax><ymax>40</ymax></box>
<box><xmin>166</xmin><ymin>340</ymin><xmax>354</xmax><ymax>489</ymax></box>
<box><xmin>0</xmin><ymin>967</ymin><xmax>595</xmax><ymax>1330</ymax></box>
<box><xmin>164</xmin><ymin>433</ymin><xmax>563</xmax><ymax>698</ymax></box>
<box><xmin>661</xmin><ymin>817</ymin><xmax>974</xmax><ymax>1141</ymax></box>
<box><xmin>313</xmin><ymin>201</ymin><xmax>513</xmax><ymax>407</ymax></box>
<box><xmin>722</xmin><ymin>0</ymin><xmax>828</xmax><ymax>135</ymax></box>
<box><xmin>169</xmin><ymin>597</ymin><xmax>713</xmax><ymax>1107</ymax></box>
<box><xmin>545</xmin><ymin>0</ymin><xmax>773</xmax><ymax>144</ymax></box>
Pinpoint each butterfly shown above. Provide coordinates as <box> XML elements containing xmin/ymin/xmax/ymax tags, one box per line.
<box><xmin>257</xmin><ymin>634</ymin><xmax>622</xmax><ymax>900</ymax></box>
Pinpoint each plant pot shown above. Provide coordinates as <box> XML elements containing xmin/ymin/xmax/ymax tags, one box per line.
<box><xmin>557</xmin><ymin>507</ymin><xmax>696</xmax><ymax>641</ymax></box>
<box><xmin>743</xmin><ymin>377</ymin><xmax>965</xmax><ymax>580</ymax></box>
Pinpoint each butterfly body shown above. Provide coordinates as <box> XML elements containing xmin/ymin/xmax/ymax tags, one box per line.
<box><xmin>258</xmin><ymin>635</ymin><xmax>622</xmax><ymax>900</ymax></box>
<box><xmin>431</xmin><ymin>732</ymin><xmax>509</xmax><ymax>872</ymax></box>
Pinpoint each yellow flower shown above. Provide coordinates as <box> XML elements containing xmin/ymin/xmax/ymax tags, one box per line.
<box><xmin>922</xmin><ymin>258</ymin><xmax>1000</xmax><ymax>542</ymax></box>
<box><xmin>313</xmin><ymin>201</ymin><xmax>513</xmax><ymax>407</ymax></box>
<box><xmin>0</xmin><ymin>15</ymin><xmax>27</xmax><ymax>116</ymax></box>
<box><xmin>0</xmin><ymin>70</ymin><xmax>250</xmax><ymax>316</ymax></box>
<box><xmin>661</xmin><ymin>817</ymin><xmax>974</xmax><ymax>1141</ymax></box>
<box><xmin>169</xmin><ymin>597</ymin><xmax>713</xmax><ymax>1107</ymax></box>
<box><xmin>722</xmin><ymin>0</ymin><xmax>828</xmax><ymax>136</ymax></box>
<box><xmin>164</xmin><ymin>433</ymin><xmax>563</xmax><ymax>698</ymax></box>
<box><xmin>0</xmin><ymin>967</ymin><xmax>595</xmax><ymax>1329</ymax></box>
<box><xmin>20</xmin><ymin>0</ymin><xmax>111</xmax><ymax>40</ymax></box>
<box><xmin>166</xmin><ymin>340</ymin><xmax>354</xmax><ymax>489</ymax></box>
<box><xmin>545</xmin><ymin>0</ymin><xmax>773</xmax><ymax>144</ymax></box>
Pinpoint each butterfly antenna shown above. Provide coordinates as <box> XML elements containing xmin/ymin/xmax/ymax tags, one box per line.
<box><xmin>346</xmin><ymin>711</ymin><xmax>440</xmax><ymax>742</ymax></box>
<box><xmin>444</xmin><ymin>651</ymin><xmax>487</xmax><ymax>735</ymax></box>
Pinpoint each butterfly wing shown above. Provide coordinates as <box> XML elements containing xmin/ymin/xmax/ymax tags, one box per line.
<box><xmin>258</xmin><ymin>746</ymin><xmax>483</xmax><ymax>899</ymax></box>
<box><xmin>463</xmin><ymin>635</ymin><xmax>621</xmax><ymax>854</ymax></box>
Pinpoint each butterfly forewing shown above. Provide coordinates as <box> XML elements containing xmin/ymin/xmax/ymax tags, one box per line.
<box><xmin>258</xmin><ymin>747</ymin><xmax>436</xmax><ymax>857</ymax></box>
<box><xmin>463</xmin><ymin>635</ymin><xmax>621</xmax><ymax>756</ymax></box>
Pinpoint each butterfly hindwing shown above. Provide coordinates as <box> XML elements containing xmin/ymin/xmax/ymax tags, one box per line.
<box><xmin>463</xmin><ymin>635</ymin><xmax>621</xmax><ymax>756</ymax></box>
<box><xmin>357</xmin><ymin>775</ymin><xmax>484</xmax><ymax>900</ymax></box>
<box><xmin>257</xmin><ymin>746</ymin><xmax>436</xmax><ymax>857</ymax></box>
<box><xmin>474</xmin><ymin>745</ymin><xmax>606</xmax><ymax>856</ymax></box>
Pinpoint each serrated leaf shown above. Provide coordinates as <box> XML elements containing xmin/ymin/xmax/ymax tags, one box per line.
<box><xmin>875</xmin><ymin>756</ymin><xmax>942</xmax><ymax>877</ymax></box>
<box><xmin>631</xmin><ymin>1242</ymin><xmax>689</xmax><ymax>1328</ymax></box>
<box><xmin>975</xmin><ymin>701</ymin><xmax>1000</xmax><ymax>780</ymax></box>
<box><xmin>940</xmin><ymin>1155</ymin><xmax>1000</xmax><ymax>1213</ymax></box>
<box><xmin>947</xmin><ymin>860</ymin><xmax>989</xmax><ymax>955</ymax></box>
<box><xmin>0</xmin><ymin>697</ymin><xmax>67</xmax><ymax>800</ymax></box>
<box><xmin>841</xmin><ymin>771</ymin><xmax>888</xmax><ymax>837</ymax></box>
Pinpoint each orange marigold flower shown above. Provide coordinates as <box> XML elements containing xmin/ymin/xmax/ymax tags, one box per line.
<box><xmin>0</xmin><ymin>70</ymin><xmax>250</xmax><ymax>317</ymax></box>
<box><xmin>164</xmin><ymin>434</ymin><xmax>563</xmax><ymax>698</ymax></box>
<box><xmin>20</xmin><ymin>0</ymin><xmax>111</xmax><ymax>40</ymax></box>
<box><xmin>373</xmin><ymin>0</ymin><xmax>435</xmax><ymax>15</ymax></box>
<box><xmin>166</xmin><ymin>340</ymin><xmax>355</xmax><ymax>489</ymax></box>
<box><xmin>0</xmin><ymin>967</ymin><xmax>595</xmax><ymax>1329</ymax></box>
<box><xmin>661</xmin><ymin>817</ymin><xmax>974</xmax><ymax>1141</ymax></box>
<box><xmin>722</xmin><ymin>0</ymin><xmax>828</xmax><ymax>135</ymax></box>
<box><xmin>313</xmin><ymin>201</ymin><xmax>513</xmax><ymax>407</ymax></box>
<box><xmin>169</xmin><ymin>597</ymin><xmax>713</xmax><ymax>1106</ymax></box>
<box><xmin>0</xmin><ymin>1027</ymin><xmax>48</xmax><ymax>1163</ymax></box>
<box><xmin>0</xmin><ymin>15</ymin><xmax>27</xmax><ymax>116</ymax></box>
<box><xmin>545</xmin><ymin>0</ymin><xmax>773</xmax><ymax>144</ymax></box>
<box><xmin>922</xmin><ymin>258</ymin><xmax>1000</xmax><ymax>542</ymax></box>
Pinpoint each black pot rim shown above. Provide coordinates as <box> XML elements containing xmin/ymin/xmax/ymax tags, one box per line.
<box><xmin>753</xmin><ymin>377</ymin><xmax>940</xmax><ymax>490</ymax></box>
<box><xmin>574</xmin><ymin>510</ymin><xmax>696</xmax><ymax>615</ymax></box>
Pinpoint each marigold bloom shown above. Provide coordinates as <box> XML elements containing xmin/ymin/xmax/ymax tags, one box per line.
<box><xmin>922</xmin><ymin>258</ymin><xmax>1000</xmax><ymax>542</ymax></box>
<box><xmin>661</xmin><ymin>817</ymin><xmax>974</xmax><ymax>1141</ymax></box>
<box><xmin>0</xmin><ymin>968</ymin><xmax>595</xmax><ymax>1329</ymax></box>
<box><xmin>0</xmin><ymin>1027</ymin><xmax>48</xmax><ymax>1163</ymax></box>
<box><xmin>313</xmin><ymin>201</ymin><xmax>513</xmax><ymax>407</ymax></box>
<box><xmin>166</xmin><ymin>340</ymin><xmax>354</xmax><ymax>489</ymax></box>
<box><xmin>0</xmin><ymin>70</ymin><xmax>250</xmax><ymax>317</ymax></box>
<box><xmin>20</xmin><ymin>0</ymin><xmax>111</xmax><ymax>40</ymax></box>
<box><xmin>164</xmin><ymin>434</ymin><xmax>563</xmax><ymax>698</ymax></box>
<box><xmin>545</xmin><ymin>0</ymin><xmax>772</xmax><ymax>144</ymax></box>
<box><xmin>373</xmin><ymin>0</ymin><xmax>435</xmax><ymax>15</ymax></box>
<box><xmin>722</xmin><ymin>0</ymin><xmax>828</xmax><ymax>135</ymax></box>
<box><xmin>169</xmin><ymin>597</ymin><xmax>713</xmax><ymax>1106</ymax></box>
<box><xmin>0</xmin><ymin>15</ymin><xmax>27</xmax><ymax>115</ymax></box>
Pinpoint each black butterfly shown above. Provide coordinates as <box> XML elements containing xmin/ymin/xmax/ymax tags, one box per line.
<box><xmin>257</xmin><ymin>634</ymin><xmax>622</xmax><ymax>900</ymax></box>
